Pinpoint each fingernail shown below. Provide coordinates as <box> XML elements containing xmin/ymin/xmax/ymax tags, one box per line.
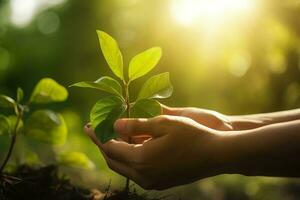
<box><xmin>85</xmin><ymin>123</ymin><xmax>91</xmax><ymax>128</ymax></box>
<box><xmin>84</xmin><ymin>124</ymin><xmax>92</xmax><ymax>134</ymax></box>
<box><xmin>114</xmin><ymin>119</ymin><xmax>126</xmax><ymax>133</ymax></box>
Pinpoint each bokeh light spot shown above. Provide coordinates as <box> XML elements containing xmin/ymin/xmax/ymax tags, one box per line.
<box><xmin>10</xmin><ymin>0</ymin><xmax>66</xmax><ymax>27</ymax></box>
<box><xmin>285</xmin><ymin>82</ymin><xmax>300</xmax><ymax>107</ymax></box>
<box><xmin>37</xmin><ymin>11</ymin><xmax>60</xmax><ymax>35</ymax></box>
<box><xmin>171</xmin><ymin>0</ymin><xmax>256</xmax><ymax>26</ymax></box>
<box><xmin>267</xmin><ymin>51</ymin><xmax>286</xmax><ymax>74</ymax></box>
<box><xmin>229</xmin><ymin>53</ymin><xmax>251</xmax><ymax>77</ymax></box>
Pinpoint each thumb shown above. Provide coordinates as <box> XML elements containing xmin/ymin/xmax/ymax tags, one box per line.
<box><xmin>114</xmin><ymin>118</ymin><xmax>165</xmax><ymax>139</ymax></box>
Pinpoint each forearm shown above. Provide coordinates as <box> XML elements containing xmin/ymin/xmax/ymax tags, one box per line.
<box><xmin>229</xmin><ymin>109</ymin><xmax>300</xmax><ymax>130</ymax></box>
<box><xmin>220</xmin><ymin>119</ymin><xmax>300</xmax><ymax>177</ymax></box>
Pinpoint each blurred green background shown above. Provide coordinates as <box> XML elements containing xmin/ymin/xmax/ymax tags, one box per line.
<box><xmin>1</xmin><ymin>0</ymin><xmax>300</xmax><ymax>199</ymax></box>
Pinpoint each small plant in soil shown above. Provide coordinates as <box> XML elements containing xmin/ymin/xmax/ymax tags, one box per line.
<box><xmin>0</xmin><ymin>78</ymin><xmax>96</xmax><ymax>199</ymax></box>
<box><xmin>0</xmin><ymin>78</ymin><xmax>93</xmax><ymax>178</ymax></box>
<box><xmin>0</xmin><ymin>78</ymin><xmax>68</xmax><ymax>174</ymax></box>
<box><xmin>71</xmin><ymin>31</ymin><xmax>173</xmax><ymax>193</ymax></box>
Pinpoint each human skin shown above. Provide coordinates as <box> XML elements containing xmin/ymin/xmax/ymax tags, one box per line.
<box><xmin>162</xmin><ymin>106</ymin><xmax>300</xmax><ymax>131</ymax></box>
<box><xmin>84</xmin><ymin>108</ymin><xmax>300</xmax><ymax>190</ymax></box>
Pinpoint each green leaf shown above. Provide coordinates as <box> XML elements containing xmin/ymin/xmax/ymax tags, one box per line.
<box><xmin>7</xmin><ymin>115</ymin><xmax>23</xmax><ymax>134</ymax></box>
<box><xmin>25</xmin><ymin>110</ymin><xmax>67</xmax><ymax>145</ymax></box>
<box><xmin>57</xmin><ymin>151</ymin><xmax>95</xmax><ymax>169</ymax></box>
<box><xmin>128</xmin><ymin>47</ymin><xmax>162</xmax><ymax>81</ymax></box>
<box><xmin>0</xmin><ymin>94</ymin><xmax>16</xmax><ymax>108</ymax></box>
<box><xmin>0</xmin><ymin>115</ymin><xmax>10</xmax><ymax>135</ymax></box>
<box><xmin>137</xmin><ymin>72</ymin><xmax>173</xmax><ymax>100</ymax></box>
<box><xmin>70</xmin><ymin>76</ymin><xmax>122</xmax><ymax>96</ymax></box>
<box><xmin>30</xmin><ymin>78</ymin><xmax>68</xmax><ymax>104</ymax></box>
<box><xmin>23</xmin><ymin>151</ymin><xmax>41</xmax><ymax>166</ymax></box>
<box><xmin>97</xmin><ymin>30</ymin><xmax>124</xmax><ymax>80</ymax></box>
<box><xmin>131</xmin><ymin>99</ymin><xmax>161</xmax><ymax>118</ymax></box>
<box><xmin>90</xmin><ymin>96</ymin><xmax>126</xmax><ymax>143</ymax></box>
<box><xmin>17</xmin><ymin>87</ymin><xmax>24</xmax><ymax>103</ymax></box>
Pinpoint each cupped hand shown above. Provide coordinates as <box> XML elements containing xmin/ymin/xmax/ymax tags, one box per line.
<box><xmin>84</xmin><ymin>115</ymin><xmax>227</xmax><ymax>190</ymax></box>
<box><xmin>162</xmin><ymin>105</ymin><xmax>233</xmax><ymax>131</ymax></box>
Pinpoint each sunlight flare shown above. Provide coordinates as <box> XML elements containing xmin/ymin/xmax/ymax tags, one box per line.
<box><xmin>171</xmin><ymin>0</ymin><xmax>256</xmax><ymax>26</ymax></box>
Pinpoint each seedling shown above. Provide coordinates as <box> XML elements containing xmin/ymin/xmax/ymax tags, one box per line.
<box><xmin>0</xmin><ymin>78</ymin><xmax>92</xmax><ymax>175</ymax></box>
<box><xmin>70</xmin><ymin>30</ymin><xmax>173</xmax><ymax>191</ymax></box>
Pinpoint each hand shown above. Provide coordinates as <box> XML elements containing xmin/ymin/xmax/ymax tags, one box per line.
<box><xmin>84</xmin><ymin>115</ymin><xmax>226</xmax><ymax>190</ymax></box>
<box><xmin>162</xmin><ymin>105</ymin><xmax>233</xmax><ymax>131</ymax></box>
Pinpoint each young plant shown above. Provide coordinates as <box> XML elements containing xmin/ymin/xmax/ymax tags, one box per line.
<box><xmin>0</xmin><ymin>78</ymin><xmax>69</xmax><ymax>174</ymax></box>
<box><xmin>70</xmin><ymin>30</ymin><xmax>173</xmax><ymax>190</ymax></box>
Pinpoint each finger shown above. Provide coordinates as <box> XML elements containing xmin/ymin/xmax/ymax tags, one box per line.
<box><xmin>84</xmin><ymin>125</ymin><xmax>142</xmax><ymax>183</ymax></box>
<box><xmin>84</xmin><ymin>124</ymin><xmax>111</xmax><ymax>159</ymax></box>
<box><xmin>114</xmin><ymin>118</ymin><xmax>165</xmax><ymax>138</ymax></box>
<box><xmin>104</xmin><ymin>157</ymin><xmax>141</xmax><ymax>184</ymax></box>
<box><xmin>102</xmin><ymin>140</ymin><xmax>145</xmax><ymax>164</ymax></box>
<box><xmin>84</xmin><ymin>123</ymin><xmax>102</xmax><ymax>147</ymax></box>
<box><xmin>84</xmin><ymin>123</ymin><xmax>130</xmax><ymax>147</ymax></box>
<box><xmin>84</xmin><ymin>124</ymin><xmax>121</xmax><ymax>169</ymax></box>
<box><xmin>84</xmin><ymin>124</ymin><xmax>144</xmax><ymax>167</ymax></box>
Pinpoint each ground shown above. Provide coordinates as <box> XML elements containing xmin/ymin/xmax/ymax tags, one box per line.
<box><xmin>0</xmin><ymin>165</ymin><xmax>167</xmax><ymax>200</ymax></box>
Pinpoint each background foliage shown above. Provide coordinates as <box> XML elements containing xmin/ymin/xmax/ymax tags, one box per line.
<box><xmin>0</xmin><ymin>0</ymin><xmax>300</xmax><ymax>199</ymax></box>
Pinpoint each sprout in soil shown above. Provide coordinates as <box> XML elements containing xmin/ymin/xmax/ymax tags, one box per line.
<box><xmin>0</xmin><ymin>78</ymin><xmax>94</xmax><ymax>178</ymax></box>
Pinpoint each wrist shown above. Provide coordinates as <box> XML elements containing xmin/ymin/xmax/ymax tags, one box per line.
<box><xmin>212</xmin><ymin>120</ymin><xmax>300</xmax><ymax>177</ymax></box>
<box><xmin>192</xmin><ymin>129</ymin><xmax>227</xmax><ymax>178</ymax></box>
<box><xmin>211</xmin><ymin>130</ymin><xmax>251</xmax><ymax>175</ymax></box>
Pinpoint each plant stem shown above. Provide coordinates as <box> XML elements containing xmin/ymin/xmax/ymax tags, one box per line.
<box><xmin>124</xmin><ymin>82</ymin><xmax>130</xmax><ymax>119</ymax></box>
<box><xmin>124</xmin><ymin>82</ymin><xmax>131</xmax><ymax>193</ymax></box>
<box><xmin>0</xmin><ymin>107</ymin><xmax>23</xmax><ymax>174</ymax></box>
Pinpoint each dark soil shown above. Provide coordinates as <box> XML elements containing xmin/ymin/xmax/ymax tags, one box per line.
<box><xmin>0</xmin><ymin>165</ymin><xmax>92</xmax><ymax>200</ymax></box>
<box><xmin>0</xmin><ymin>165</ymin><xmax>168</xmax><ymax>200</ymax></box>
